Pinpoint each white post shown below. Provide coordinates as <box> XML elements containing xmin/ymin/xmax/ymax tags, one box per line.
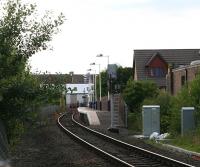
<box><xmin>93</xmin><ymin>73</ymin><xmax>95</xmax><ymax>106</ymax></box>
<box><xmin>99</xmin><ymin>64</ymin><xmax>102</xmax><ymax>101</ymax></box>
<box><xmin>94</xmin><ymin>70</ymin><xmax>97</xmax><ymax>107</ymax></box>
<box><xmin>107</xmin><ymin>56</ymin><xmax>110</xmax><ymax>101</ymax></box>
<box><xmin>96</xmin><ymin>54</ymin><xmax>110</xmax><ymax>105</ymax></box>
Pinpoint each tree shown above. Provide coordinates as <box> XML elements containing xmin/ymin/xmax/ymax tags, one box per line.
<box><xmin>96</xmin><ymin>70</ymin><xmax>108</xmax><ymax>97</ymax></box>
<box><xmin>115</xmin><ymin>67</ymin><xmax>133</xmax><ymax>91</ymax></box>
<box><xmin>96</xmin><ymin>66</ymin><xmax>133</xmax><ymax>98</ymax></box>
<box><xmin>0</xmin><ymin>0</ymin><xmax>64</xmax><ymax>79</ymax></box>
<box><xmin>0</xmin><ymin>0</ymin><xmax>65</xmax><ymax>144</ymax></box>
<box><xmin>123</xmin><ymin>78</ymin><xmax>158</xmax><ymax>112</ymax></box>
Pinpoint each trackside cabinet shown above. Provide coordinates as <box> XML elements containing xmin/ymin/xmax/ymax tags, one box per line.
<box><xmin>142</xmin><ymin>105</ymin><xmax>160</xmax><ymax>136</ymax></box>
<box><xmin>181</xmin><ymin>107</ymin><xmax>195</xmax><ymax>136</ymax></box>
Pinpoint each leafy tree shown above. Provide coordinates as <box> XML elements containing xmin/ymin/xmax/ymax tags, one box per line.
<box><xmin>0</xmin><ymin>0</ymin><xmax>64</xmax><ymax>79</ymax></box>
<box><xmin>96</xmin><ymin>66</ymin><xmax>132</xmax><ymax>98</ymax></box>
<box><xmin>123</xmin><ymin>78</ymin><xmax>158</xmax><ymax>112</ymax></box>
<box><xmin>0</xmin><ymin>0</ymin><xmax>65</xmax><ymax>144</ymax></box>
<box><xmin>96</xmin><ymin>70</ymin><xmax>108</xmax><ymax>97</ymax></box>
<box><xmin>115</xmin><ymin>67</ymin><xmax>132</xmax><ymax>91</ymax></box>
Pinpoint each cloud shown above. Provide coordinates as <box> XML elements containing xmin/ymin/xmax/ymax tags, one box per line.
<box><xmin>27</xmin><ymin>0</ymin><xmax>200</xmax><ymax>74</ymax></box>
<box><xmin>105</xmin><ymin>0</ymin><xmax>200</xmax><ymax>14</ymax></box>
<box><xmin>147</xmin><ymin>0</ymin><xmax>200</xmax><ymax>12</ymax></box>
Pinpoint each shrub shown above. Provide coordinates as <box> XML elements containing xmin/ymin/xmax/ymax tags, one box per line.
<box><xmin>144</xmin><ymin>91</ymin><xmax>173</xmax><ymax>133</ymax></box>
<box><xmin>127</xmin><ymin>112</ymin><xmax>142</xmax><ymax>134</ymax></box>
<box><xmin>189</xmin><ymin>74</ymin><xmax>200</xmax><ymax>126</ymax></box>
<box><xmin>123</xmin><ymin>78</ymin><xmax>158</xmax><ymax>112</ymax></box>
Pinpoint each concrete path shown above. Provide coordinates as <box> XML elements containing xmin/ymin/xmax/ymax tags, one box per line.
<box><xmin>77</xmin><ymin>107</ymin><xmax>100</xmax><ymax>125</ymax></box>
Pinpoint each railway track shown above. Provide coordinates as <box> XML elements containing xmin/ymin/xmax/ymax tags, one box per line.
<box><xmin>57</xmin><ymin>112</ymin><xmax>195</xmax><ymax>167</ymax></box>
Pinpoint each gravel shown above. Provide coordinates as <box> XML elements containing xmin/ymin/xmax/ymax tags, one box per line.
<box><xmin>86</xmin><ymin>110</ymin><xmax>200</xmax><ymax>167</ymax></box>
<box><xmin>10</xmin><ymin>108</ymin><xmax>200</xmax><ymax>167</ymax></box>
<box><xmin>11</xmin><ymin>110</ymin><xmax>113</xmax><ymax>167</ymax></box>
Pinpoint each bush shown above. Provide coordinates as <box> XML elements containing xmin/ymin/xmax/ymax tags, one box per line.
<box><xmin>144</xmin><ymin>91</ymin><xmax>173</xmax><ymax>133</ymax></box>
<box><xmin>127</xmin><ymin>112</ymin><xmax>142</xmax><ymax>134</ymax></box>
<box><xmin>170</xmin><ymin>74</ymin><xmax>200</xmax><ymax>134</ymax></box>
<box><xmin>189</xmin><ymin>74</ymin><xmax>200</xmax><ymax>126</ymax></box>
<box><xmin>0</xmin><ymin>0</ymin><xmax>65</xmax><ymax>145</ymax></box>
<box><xmin>123</xmin><ymin>78</ymin><xmax>158</xmax><ymax>112</ymax></box>
<box><xmin>8</xmin><ymin>119</ymin><xmax>25</xmax><ymax>148</ymax></box>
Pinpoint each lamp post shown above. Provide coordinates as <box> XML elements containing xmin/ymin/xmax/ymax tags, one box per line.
<box><xmin>87</xmin><ymin>69</ymin><xmax>96</xmax><ymax>109</ymax></box>
<box><xmin>69</xmin><ymin>71</ymin><xmax>74</xmax><ymax>83</ymax></box>
<box><xmin>90</xmin><ymin>62</ymin><xmax>102</xmax><ymax>110</ymax></box>
<box><xmin>96</xmin><ymin>54</ymin><xmax>110</xmax><ymax>111</ymax></box>
<box><xmin>96</xmin><ymin>54</ymin><xmax>110</xmax><ymax>100</ymax></box>
<box><xmin>96</xmin><ymin>54</ymin><xmax>109</xmax><ymax>66</ymax></box>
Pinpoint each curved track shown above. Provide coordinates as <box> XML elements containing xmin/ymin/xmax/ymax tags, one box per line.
<box><xmin>57</xmin><ymin>112</ymin><xmax>195</xmax><ymax>167</ymax></box>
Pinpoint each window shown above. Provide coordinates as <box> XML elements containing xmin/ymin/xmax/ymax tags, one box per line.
<box><xmin>181</xmin><ymin>76</ymin><xmax>186</xmax><ymax>86</ymax></box>
<box><xmin>149</xmin><ymin>67</ymin><xmax>165</xmax><ymax>77</ymax></box>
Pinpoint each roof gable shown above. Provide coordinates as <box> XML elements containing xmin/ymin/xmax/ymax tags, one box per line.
<box><xmin>133</xmin><ymin>49</ymin><xmax>200</xmax><ymax>86</ymax></box>
<box><xmin>145</xmin><ymin>52</ymin><xmax>167</xmax><ymax>67</ymax></box>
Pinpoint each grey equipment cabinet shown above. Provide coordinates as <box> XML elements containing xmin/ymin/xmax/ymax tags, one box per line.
<box><xmin>181</xmin><ymin>107</ymin><xmax>195</xmax><ymax>136</ymax></box>
<box><xmin>142</xmin><ymin>105</ymin><xmax>160</xmax><ymax>136</ymax></box>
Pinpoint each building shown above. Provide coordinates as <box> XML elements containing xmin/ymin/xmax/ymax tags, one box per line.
<box><xmin>66</xmin><ymin>83</ymin><xmax>94</xmax><ymax>107</ymax></box>
<box><xmin>133</xmin><ymin>49</ymin><xmax>200</xmax><ymax>89</ymax></box>
<box><xmin>167</xmin><ymin>60</ymin><xmax>200</xmax><ymax>95</ymax></box>
<box><xmin>34</xmin><ymin>73</ymin><xmax>85</xmax><ymax>84</ymax></box>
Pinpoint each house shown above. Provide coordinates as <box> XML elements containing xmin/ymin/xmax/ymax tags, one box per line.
<box><xmin>34</xmin><ymin>73</ymin><xmax>85</xmax><ymax>84</ymax></box>
<box><xmin>167</xmin><ymin>60</ymin><xmax>200</xmax><ymax>95</ymax></box>
<box><xmin>133</xmin><ymin>49</ymin><xmax>200</xmax><ymax>89</ymax></box>
<box><xmin>34</xmin><ymin>74</ymin><xmax>71</xmax><ymax>84</ymax></box>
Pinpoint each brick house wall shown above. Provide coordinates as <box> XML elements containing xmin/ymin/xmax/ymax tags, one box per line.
<box><xmin>171</xmin><ymin>64</ymin><xmax>200</xmax><ymax>95</ymax></box>
<box><xmin>172</xmin><ymin>69</ymin><xmax>186</xmax><ymax>95</ymax></box>
<box><xmin>187</xmin><ymin>65</ymin><xmax>200</xmax><ymax>80</ymax></box>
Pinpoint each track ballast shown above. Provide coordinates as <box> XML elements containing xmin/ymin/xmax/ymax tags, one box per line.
<box><xmin>57</xmin><ymin>112</ymin><xmax>195</xmax><ymax>167</ymax></box>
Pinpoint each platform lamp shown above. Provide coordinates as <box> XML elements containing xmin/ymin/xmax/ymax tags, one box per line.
<box><xmin>90</xmin><ymin>62</ymin><xmax>102</xmax><ymax>110</ymax></box>
<box><xmin>87</xmin><ymin>69</ymin><xmax>96</xmax><ymax>109</ymax></box>
<box><xmin>96</xmin><ymin>54</ymin><xmax>110</xmax><ymax>111</ymax></box>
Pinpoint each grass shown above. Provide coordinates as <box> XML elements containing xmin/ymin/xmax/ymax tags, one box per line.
<box><xmin>127</xmin><ymin>112</ymin><xmax>142</xmax><ymax>135</ymax></box>
<box><xmin>127</xmin><ymin>111</ymin><xmax>200</xmax><ymax>153</ymax></box>
<box><xmin>168</xmin><ymin>131</ymin><xmax>200</xmax><ymax>153</ymax></box>
<box><xmin>144</xmin><ymin>132</ymin><xmax>200</xmax><ymax>154</ymax></box>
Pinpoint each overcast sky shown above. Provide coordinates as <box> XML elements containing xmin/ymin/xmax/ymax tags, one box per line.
<box><xmin>27</xmin><ymin>0</ymin><xmax>200</xmax><ymax>74</ymax></box>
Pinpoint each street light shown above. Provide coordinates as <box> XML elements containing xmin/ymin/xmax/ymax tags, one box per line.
<box><xmin>96</xmin><ymin>54</ymin><xmax>110</xmax><ymax>102</ymax></box>
<box><xmin>87</xmin><ymin>68</ymin><xmax>96</xmax><ymax>109</ymax></box>
<box><xmin>96</xmin><ymin>54</ymin><xmax>109</xmax><ymax>66</ymax></box>
<box><xmin>69</xmin><ymin>71</ymin><xmax>74</xmax><ymax>83</ymax></box>
<box><xmin>90</xmin><ymin>62</ymin><xmax>102</xmax><ymax>110</ymax></box>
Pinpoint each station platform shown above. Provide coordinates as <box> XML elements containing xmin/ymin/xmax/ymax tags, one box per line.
<box><xmin>77</xmin><ymin>107</ymin><xmax>100</xmax><ymax>125</ymax></box>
